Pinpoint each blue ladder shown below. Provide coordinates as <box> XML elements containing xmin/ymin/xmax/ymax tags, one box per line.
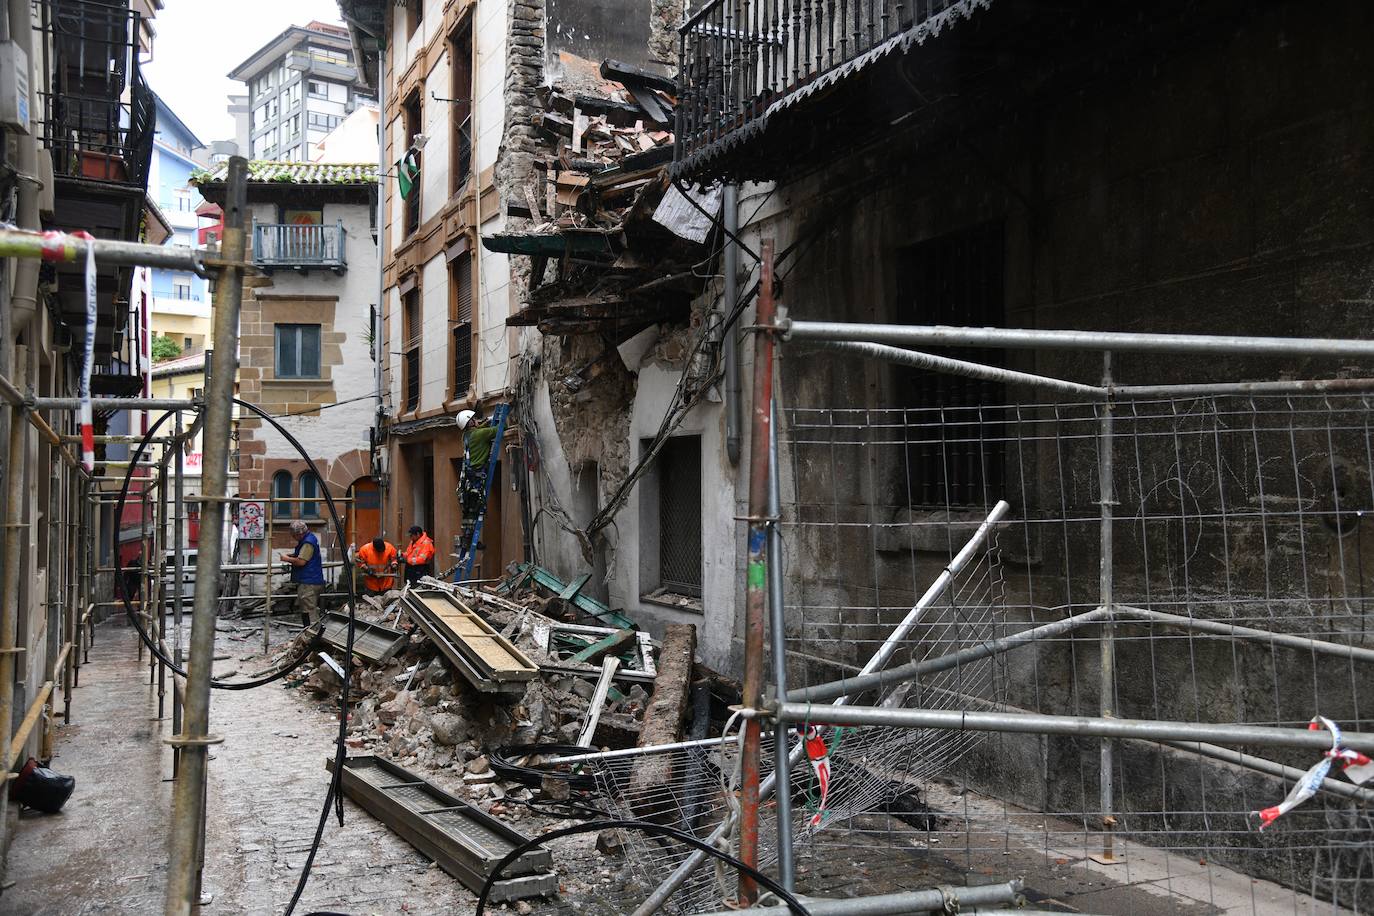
<box><xmin>456</xmin><ymin>403</ymin><xmax>510</xmax><ymax>583</ymax></box>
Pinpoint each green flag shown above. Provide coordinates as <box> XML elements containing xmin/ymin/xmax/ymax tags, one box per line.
<box><xmin>396</xmin><ymin>149</ymin><xmax>421</xmax><ymax>199</ymax></box>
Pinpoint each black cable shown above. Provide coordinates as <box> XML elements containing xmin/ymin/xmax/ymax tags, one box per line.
<box><xmin>106</xmin><ymin>399</ymin><xmax>358</xmax><ymax>913</ymax></box>
<box><xmin>109</xmin><ymin>404</ymin><xmax>333</xmax><ymax>689</ymax></box>
<box><xmin>489</xmin><ymin>743</ymin><xmax>603</xmax><ymax>791</ymax></box>
<box><xmin>475</xmin><ymin>818</ymin><xmax>811</xmax><ymax>915</ymax></box>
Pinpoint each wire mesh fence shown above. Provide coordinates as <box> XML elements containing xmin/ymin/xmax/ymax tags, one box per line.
<box><xmin>776</xmin><ymin>394</ymin><xmax>1374</xmax><ymax>913</ymax></box>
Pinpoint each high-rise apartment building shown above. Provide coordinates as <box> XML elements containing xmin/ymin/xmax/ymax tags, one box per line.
<box><xmin>229</xmin><ymin>20</ymin><xmax>375</xmax><ymax>162</ymax></box>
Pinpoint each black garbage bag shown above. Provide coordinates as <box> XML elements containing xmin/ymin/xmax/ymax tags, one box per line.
<box><xmin>10</xmin><ymin>757</ymin><xmax>74</xmax><ymax>813</ymax></box>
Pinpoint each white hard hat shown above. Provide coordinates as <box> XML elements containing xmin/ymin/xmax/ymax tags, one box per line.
<box><xmin>456</xmin><ymin>409</ymin><xmax>476</xmax><ymax>430</ymax></box>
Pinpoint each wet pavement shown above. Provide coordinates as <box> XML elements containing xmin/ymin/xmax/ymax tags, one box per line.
<box><xmin>0</xmin><ymin>618</ymin><xmax>1350</xmax><ymax>915</ymax></box>
<box><xmin>0</xmin><ymin>620</ymin><xmax>470</xmax><ymax>915</ymax></box>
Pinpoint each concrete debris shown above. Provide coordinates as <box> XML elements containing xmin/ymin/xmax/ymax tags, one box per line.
<box><xmin>484</xmin><ymin>64</ymin><xmax>712</xmax><ymax>337</ymax></box>
<box><xmin>271</xmin><ymin>572</ymin><xmax>732</xmax><ymax>902</ymax></box>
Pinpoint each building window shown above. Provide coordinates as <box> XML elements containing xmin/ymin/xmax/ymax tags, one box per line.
<box><xmin>272</xmin><ymin>470</ymin><xmax>293</xmax><ymax>519</ymax></box>
<box><xmin>275</xmin><ymin>324</ymin><xmax>322</xmax><ymax>379</ymax></box>
<box><xmin>401</xmin><ymin>91</ymin><xmax>422</xmax><ymax>237</ymax></box>
<box><xmin>183</xmin><ymin>336</ymin><xmax>193</xmax><ymax>351</ymax></box>
<box><xmin>173</xmin><ymin>278</ymin><xmax>192</xmax><ymax>300</ymax></box>
<box><xmin>299</xmin><ymin>472</ymin><xmax>321</xmax><ymax>518</ymax></box>
<box><xmin>449</xmin><ymin>251</ymin><xmax>472</xmax><ymax>399</ymax></box>
<box><xmin>402</xmin><ymin>287</ymin><xmax>421</xmax><ymax>412</ymax></box>
<box><xmin>288</xmin><ymin>114</ymin><xmax>300</xmax><ymax>139</ymax></box>
<box><xmin>308</xmin><ymin>79</ymin><xmax>327</xmax><ymax>98</ymax></box>
<box><xmin>308</xmin><ymin>112</ymin><xmax>342</xmax><ymax>131</ymax></box>
<box><xmin>896</xmin><ymin>221</ymin><xmax>1006</xmax><ymax>507</ymax></box>
<box><xmin>449</xmin><ymin>20</ymin><xmax>473</xmax><ymax>194</ymax></box>
<box><xmin>407</xmin><ymin>0</ymin><xmax>423</xmax><ymax>36</ymax></box>
<box><xmin>640</xmin><ymin>435</ymin><xmax>702</xmax><ymax>600</ymax></box>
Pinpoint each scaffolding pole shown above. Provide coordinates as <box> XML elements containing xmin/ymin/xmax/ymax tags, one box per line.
<box><xmin>165</xmin><ymin>156</ymin><xmax>247</xmax><ymax>916</ymax></box>
<box><xmin>0</xmin><ymin>226</ymin><xmax>208</xmax><ymax>273</ymax></box>
<box><xmin>738</xmin><ymin>238</ymin><xmax>777</xmax><ymax>905</ymax></box>
<box><xmin>783</xmin><ymin>319</ymin><xmax>1374</xmax><ymax>358</ymax></box>
<box><xmin>1097</xmin><ymin>353</ymin><xmax>1118</xmax><ymax>863</ymax></box>
<box><xmin>768</xmin><ymin>704</ymin><xmax>1374</xmax><ymax>753</ymax></box>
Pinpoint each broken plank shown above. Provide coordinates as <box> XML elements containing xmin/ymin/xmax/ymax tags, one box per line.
<box><xmin>517</xmin><ymin>563</ymin><xmax>635</xmax><ymax>629</ymax></box>
<box><xmin>566</xmin><ymin>627</ymin><xmax>636</xmax><ymax>666</ymax></box>
<box><xmin>628</xmin><ymin>623</ymin><xmax>697</xmax><ymax>819</ymax></box>
<box><xmin>558</xmin><ymin>572</ymin><xmax>592</xmax><ymax>601</ymax></box>
<box><xmin>576</xmin><ymin>656</ymin><xmax>621</xmax><ymax>747</ymax></box>
<box><xmin>599</xmin><ymin>58</ymin><xmax>677</xmax><ymax>94</ymax></box>
<box><xmin>318</xmin><ymin>612</ymin><xmax>407</xmax><ymax>665</ymax></box>
<box><xmin>402</xmin><ymin>589</ymin><xmax>537</xmax><ymax>693</ymax></box>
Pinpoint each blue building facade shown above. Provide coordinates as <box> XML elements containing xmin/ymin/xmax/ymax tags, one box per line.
<box><xmin>147</xmin><ymin>93</ymin><xmax>212</xmax><ymax>356</ymax></box>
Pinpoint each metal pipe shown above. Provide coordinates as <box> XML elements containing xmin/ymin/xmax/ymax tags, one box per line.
<box><xmin>723</xmin><ymin>184</ymin><xmax>742</xmax><ymax>464</ymax></box>
<box><xmin>1113</xmin><ymin>605</ymin><xmax>1374</xmax><ymax>665</ymax></box>
<box><xmin>865</xmin><ymin>501</ymin><xmax>1011</xmax><ymax>680</ymax></box>
<box><xmin>0</xmin><ymin>227</ymin><xmax>208</xmax><ymax>274</ymax></box>
<box><xmin>690</xmin><ymin>880</ymin><xmax>1024</xmax><ymax>915</ymax></box>
<box><xmin>771</xmin><ymin>704</ymin><xmax>1374</xmax><ymax>753</ymax></box>
<box><xmin>766</xmin><ymin>398</ymin><xmax>794</xmax><ymax>891</ymax></box>
<box><xmin>1162</xmin><ymin>740</ymin><xmax>1374</xmax><ymax>805</ymax></box>
<box><xmin>635</xmin><ymin>501</ymin><xmax>1012</xmax><ymax>914</ymax></box>
<box><xmin>165</xmin><ymin>156</ymin><xmax>248</xmax><ymax>916</ymax></box>
<box><xmin>29</xmin><ymin>397</ymin><xmax>203</xmax><ymax>411</ymax></box>
<box><xmin>1097</xmin><ymin>354</ymin><xmax>1117</xmax><ymax>862</ymax></box>
<box><xmin>264</xmin><ymin>500</ymin><xmax>272</xmax><ymax>653</ymax></box>
<box><xmin>172</xmin><ymin>411</ymin><xmax>185</xmax><ymax>756</ymax></box>
<box><xmin>41</xmin><ymin>455</ymin><xmax>60</xmax><ymax>759</ymax></box>
<box><xmin>739</xmin><ymin>238</ymin><xmax>778</xmax><ymax>903</ymax></box>
<box><xmin>7</xmin><ymin>0</ymin><xmax>40</xmax><ymax>332</ymax></box>
<box><xmin>1113</xmin><ymin>377</ymin><xmax>1374</xmax><ymax>398</ymax></box>
<box><xmin>788</xmin><ymin>608</ymin><xmax>1112</xmax><ymax>704</ymax></box>
<box><xmin>811</xmin><ymin>340</ymin><xmax>1106</xmax><ymax>399</ymax></box>
<box><xmin>0</xmin><ymin>378</ymin><xmax>24</xmax><ymax>839</ymax></box>
<box><xmin>783</xmin><ymin>320</ymin><xmax>1374</xmax><ymax>359</ymax></box>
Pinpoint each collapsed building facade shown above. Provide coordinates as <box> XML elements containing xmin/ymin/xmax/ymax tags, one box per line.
<box><xmin>329</xmin><ymin>0</ymin><xmax>1374</xmax><ymax>909</ymax></box>
<box><xmin>461</xmin><ymin>0</ymin><xmax>1374</xmax><ymax>906</ymax></box>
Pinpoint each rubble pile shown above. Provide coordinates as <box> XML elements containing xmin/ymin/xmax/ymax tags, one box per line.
<box><xmin>486</xmin><ymin>60</ymin><xmax>717</xmax><ymax>337</ymax></box>
<box><xmin>282</xmin><ymin>584</ymin><xmax>659</xmax><ymax>819</ymax></box>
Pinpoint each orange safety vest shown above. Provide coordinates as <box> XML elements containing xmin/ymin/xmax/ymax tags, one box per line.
<box><xmin>356</xmin><ymin>541</ymin><xmax>398</xmax><ymax>592</ymax></box>
<box><xmin>402</xmin><ymin>533</ymin><xmax>435</xmax><ymax>567</ymax></box>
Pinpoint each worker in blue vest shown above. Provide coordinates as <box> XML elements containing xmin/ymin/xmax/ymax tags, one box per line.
<box><xmin>280</xmin><ymin>519</ymin><xmax>326</xmax><ymax>625</ymax></box>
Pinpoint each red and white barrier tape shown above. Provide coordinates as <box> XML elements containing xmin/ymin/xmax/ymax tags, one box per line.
<box><xmin>1253</xmin><ymin>715</ymin><xmax>1372</xmax><ymax>830</ymax></box>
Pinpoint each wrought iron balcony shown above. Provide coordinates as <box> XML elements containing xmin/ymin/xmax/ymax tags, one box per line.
<box><xmin>38</xmin><ymin>0</ymin><xmax>155</xmax><ymax>189</ymax></box>
<box><xmin>252</xmin><ymin>222</ymin><xmax>348</xmax><ymax>272</ymax></box>
<box><xmin>674</xmin><ymin>0</ymin><xmax>982</xmax><ymax>180</ymax></box>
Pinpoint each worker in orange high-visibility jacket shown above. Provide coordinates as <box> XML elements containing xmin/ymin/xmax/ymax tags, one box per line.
<box><xmin>355</xmin><ymin>536</ymin><xmax>399</xmax><ymax>595</ymax></box>
<box><xmin>401</xmin><ymin>524</ymin><xmax>435</xmax><ymax>585</ymax></box>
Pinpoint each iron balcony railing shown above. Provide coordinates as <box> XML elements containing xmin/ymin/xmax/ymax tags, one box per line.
<box><xmin>252</xmin><ymin>222</ymin><xmax>348</xmax><ymax>271</ymax></box>
<box><xmin>676</xmin><ymin>0</ymin><xmax>968</xmax><ymax>164</ymax></box>
<box><xmin>37</xmin><ymin>0</ymin><xmax>155</xmax><ymax>189</ymax></box>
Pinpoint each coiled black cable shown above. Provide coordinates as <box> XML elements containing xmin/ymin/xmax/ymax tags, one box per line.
<box><xmin>108</xmin><ymin>398</ymin><xmax>358</xmax><ymax>913</ymax></box>
<box><xmin>109</xmin><ymin>402</ymin><xmax>339</xmax><ymax>688</ymax></box>
<box><xmin>475</xmin><ymin>818</ymin><xmax>811</xmax><ymax>915</ymax></box>
<box><xmin>489</xmin><ymin>742</ymin><xmax>604</xmax><ymax>792</ymax></box>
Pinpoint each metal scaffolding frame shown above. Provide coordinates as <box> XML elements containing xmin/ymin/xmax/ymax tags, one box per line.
<box><xmin>630</xmin><ymin>241</ymin><xmax>1374</xmax><ymax>914</ymax></box>
<box><xmin>0</xmin><ymin>163</ymin><xmax>249</xmax><ymax>915</ymax></box>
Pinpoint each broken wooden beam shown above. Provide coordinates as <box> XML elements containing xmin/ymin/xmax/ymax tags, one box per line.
<box><xmin>627</xmin><ymin>623</ymin><xmax>697</xmax><ymax>819</ymax></box>
<box><xmin>576</xmin><ymin>656</ymin><xmax>621</xmax><ymax>747</ymax></box>
<box><xmin>567</xmin><ymin>627</ymin><xmax>636</xmax><ymax>666</ymax></box>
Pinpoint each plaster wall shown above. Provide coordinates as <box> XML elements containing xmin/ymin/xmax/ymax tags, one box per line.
<box><xmin>241</xmin><ymin>199</ymin><xmax>377</xmax><ymax>474</ymax></box>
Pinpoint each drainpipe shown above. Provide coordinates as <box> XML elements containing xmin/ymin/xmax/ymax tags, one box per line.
<box><xmin>7</xmin><ymin>0</ymin><xmax>41</xmax><ymax>332</ymax></box>
<box><xmin>722</xmin><ymin>184</ymin><xmax>741</xmax><ymax>464</ymax></box>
